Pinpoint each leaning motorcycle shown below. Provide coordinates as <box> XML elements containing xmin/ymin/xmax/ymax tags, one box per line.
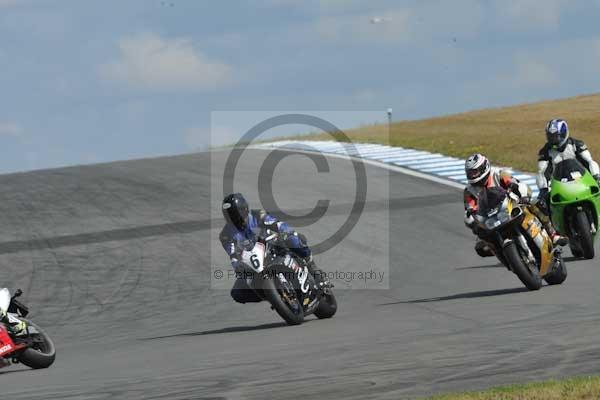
<box><xmin>0</xmin><ymin>288</ymin><xmax>56</xmax><ymax>369</ymax></box>
<box><xmin>549</xmin><ymin>158</ymin><xmax>600</xmax><ymax>259</ymax></box>
<box><xmin>474</xmin><ymin>187</ymin><xmax>567</xmax><ymax>290</ymax></box>
<box><xmin>238</xmin><ymin>233</ymin><xmax>337</xmax><ymax>325</ymax></box>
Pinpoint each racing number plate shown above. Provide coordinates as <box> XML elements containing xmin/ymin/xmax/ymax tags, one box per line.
<box><xmin>241</xmin><ymin>242</ymin><xmax>266</xmax><ymax>273</ymax></box>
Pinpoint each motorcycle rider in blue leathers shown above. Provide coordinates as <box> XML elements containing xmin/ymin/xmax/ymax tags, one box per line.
<box><xmin>219</xmin><ymin>193</ymin><xmax>324</xmax><ymax>303</ymax></box>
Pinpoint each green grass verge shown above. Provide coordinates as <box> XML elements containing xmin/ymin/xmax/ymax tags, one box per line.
<box><xmin>422</xmin><ymin>376</ymin><xmax>600</xmax><ymax>400</ymax></box>
<box><xmin>285</xmin><ymin>93</ymin><xmax>600</xmax><ymax>173</ymax></box>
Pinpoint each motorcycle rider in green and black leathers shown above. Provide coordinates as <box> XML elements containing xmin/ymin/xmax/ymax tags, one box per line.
<box><xmin>537</xmin><ymin>119</ymin><xmax>600</xmax><ymax>214</ymax></box>
<box><xmin>219</xmin><ymin>193</ymin><xmax>326</xmax><ymax>304</ymax></box>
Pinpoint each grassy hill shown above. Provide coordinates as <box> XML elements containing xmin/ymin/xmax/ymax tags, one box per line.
<box><xmin>422</xmin><ymin>376</ymin><xmax>600</xmax><ymax>400</ymax></box>
<box><xmin>296</xmin><ymin>93</ymin><xmax>600</xmax><ymax>172</ymax></box>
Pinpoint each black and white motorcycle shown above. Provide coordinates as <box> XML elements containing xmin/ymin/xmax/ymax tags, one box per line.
<box><xmin>239</xmin><ymin>233</ymin><xmax>337</xmax><ymax>325</ymax></box>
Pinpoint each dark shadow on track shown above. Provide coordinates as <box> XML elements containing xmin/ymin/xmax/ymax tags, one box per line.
<box><xmin>140</xmin><ymin>322</ymin><xmax>291</xmax><ymax>340</ymax></box>
<box><xmin>454</xmin><ymin>256</ymin><xmax>586</xmax><ymax>271</ymax></box>
<box><xmin>379</xmin><ymin>287</ymin><xmax>529</xmax><ymax>305</ymax></box>
<box><xmin>455</xmin><ymin>263</ymin><xmax>503</xmax><ymax>271</ymax></box>
<box><xmin>0</xmin><ymin>369</ymin><xmax>31</xmax><ymax>377</ymax></box>
<box><xmin>563</xmin><ymin>256</ymin><xmax>587</xmax><ymax>263</ymax></box>
<box><xmin>0</xmin><ymin>193</ymin><xmax>459</xmax><ymax>255</ymax></box>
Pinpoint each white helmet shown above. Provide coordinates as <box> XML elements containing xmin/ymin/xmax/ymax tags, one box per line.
<box><xmin>465</xmin><ymin>153</ymin><xmax>491</xmax><ymax>185</ymax></box>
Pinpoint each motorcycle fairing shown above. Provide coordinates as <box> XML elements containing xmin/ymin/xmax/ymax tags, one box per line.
<box><xmin>0</xmin><ymin>325</ymin><xmax>15</xmax><ymax>357</ymax></box>
<box><xmin>273</xmin><ymin>255</ymin><xmax>319</xmax><ymax>314</ymax></box>
<box><xmin>520</xmin><ymin>208</ymin><xmax>553</xmax><ymax>276</ymax></box>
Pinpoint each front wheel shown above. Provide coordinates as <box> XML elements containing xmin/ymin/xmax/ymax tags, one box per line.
<box><xmin>503</xmin><ymin>242</ymin><xmax>542</xmax><ymax>290</ymax></box>
<box><xmin>17</xmin><ymin>320</ymin><xmax>56</xmax><ymax>369</ymax></box>
<box><xmin>262</xmin><ymin>275</ymin><xmax>304</xmax><ymax>326</ymax></box>
<box><xmin>574</xmin><ymin>211</ymin><xmax>595</xmax><ymax>259</ymax></box>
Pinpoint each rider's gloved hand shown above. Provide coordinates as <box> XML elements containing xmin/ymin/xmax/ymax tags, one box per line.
<box><xmin>464</xmin><ymin>210</ymin><xmax>479</xmax><ymax>234</ymax></box>
<box><xmin>520</xmin><ymin>196</ymin><xmax>532</xmax><ymax>205</ymax></box>
<box><xmin>508</xmin><ymin>182</ymin><xmax>520</xmax><ymax>194</ymax></box>
<box><xmin>508</xmin><ymin>191</ymin><xmax>521</xmax><ymax>203</ymax></box>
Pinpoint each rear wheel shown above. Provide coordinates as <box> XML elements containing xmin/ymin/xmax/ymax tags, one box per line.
<box><xmin>544</xmin><ymin>257</ymin><xmax>568</xmax><ymax>285</ymax></box>
<box><xmin>262</xmin><ymin>275</ymin><xmax>304</xmax><ymax>326</ymax></box>
<box><xmin>16</xmin><ymin>320</ymin><xmax>56</xmax><ymax>369</ymax></box>
<box><xmin>503</xmin><ymin>242</ymin><xmax>542</xmax><ymax>290</ymax></box>
<box><xmin>574</xmin><ymin>211</ymin><xmax>595</xmax><ymax>259</ymax></box>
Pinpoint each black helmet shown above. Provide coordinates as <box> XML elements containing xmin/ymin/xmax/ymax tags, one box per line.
<box><xmin>545</xmin><ymin>119</ymin><xmax>569</xmax><ymax>149</ymax></box>
<box><xmin>222</xmin><ymin>193</ymin><xmax>250</xmax><ymax>230</ymax></box>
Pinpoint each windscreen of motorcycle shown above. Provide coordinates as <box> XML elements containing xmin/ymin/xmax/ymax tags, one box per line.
<box><xmin>553</xmin><ymin>159</ymin><xmax>587</xmax><ymax>182</ymax></box>
<box><xmin>477</xmin><ymin>187</ymin><xmax>508</xmax><ymax>216</ymax></box>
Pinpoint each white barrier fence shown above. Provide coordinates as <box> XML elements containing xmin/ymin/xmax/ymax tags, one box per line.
<box><xmin>257</xmin><ymin>140</ymin><xmax>540</xmax><ymax>197</ymax></box>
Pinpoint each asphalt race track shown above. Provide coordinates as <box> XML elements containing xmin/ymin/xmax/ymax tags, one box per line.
<box><xmin>0</xmin><ymin>149</ymin><xmax>599</xmax><ymax>399</ymax></box>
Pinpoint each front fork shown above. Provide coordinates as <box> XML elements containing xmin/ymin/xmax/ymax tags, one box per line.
<box><xmin>515</xmin><ymin>233</ymin><xmax>537</xmax><ymax>265</ymax></box>
<box><xmin>510</xmin><ymin>228</ymin><xmax>562</xmax><ymax>274</ymax></box>
<box><xmin>495</xmin><ymin>230</ymin><xmax>536</xmax><ymax>270</ymax></box>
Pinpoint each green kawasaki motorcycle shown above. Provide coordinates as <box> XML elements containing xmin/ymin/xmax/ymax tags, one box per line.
<box><xmin>549</xmin><ymin>159</ymin><xmax>600</xmax><ymax>259</ymax></box>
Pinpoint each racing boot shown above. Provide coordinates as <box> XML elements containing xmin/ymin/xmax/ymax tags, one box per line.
<box><xmin>475</xmin><ymin>239</ymin><xmax>495</xmax><ymax>257</ymax></box>
<box><xmin>551</xmin><ymin>232</ymin><xmax>568</xmax><ymax>247</ymax></box>
<box><xmin>530</xmin><ymin>204</ymin><xmax>568</xmax><ymax>246</ymax></box>
<box><xmin>544</xmin><ymin>221</ymin><xmax>568</xmax><ymax>247</ymax></box>
<box><xmin>300</xmin><ymin>256</ymin><xmax>332</xmax><ymax>291</ymax></box>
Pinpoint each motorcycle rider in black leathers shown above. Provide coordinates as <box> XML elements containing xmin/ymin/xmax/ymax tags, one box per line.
<box><xmin>219</xmin><ymin>193</ymin><xmax>325</xmax><ymax>303</ymax></box>
<box><xmin>537</xmin><ymin>119</ymin><xmax>600</xmax><ymax>214</ymax></box>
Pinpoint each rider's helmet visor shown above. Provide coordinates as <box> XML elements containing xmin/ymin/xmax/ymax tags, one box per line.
<box><xmin>466</xmin><ymin>163</ymin><xmax>488</xmax><ymax>183</ymax></box>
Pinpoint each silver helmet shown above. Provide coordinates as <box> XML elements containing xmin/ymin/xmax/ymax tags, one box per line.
<box><xmin>465</xmin><ymin>153</ymin><xmax>491</xmax><ymax>185</ymax></box>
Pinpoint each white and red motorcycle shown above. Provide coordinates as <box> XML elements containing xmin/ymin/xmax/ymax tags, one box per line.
<box><xmin>0</xmin><ymin>288</ymin><xmax>56</xmax><ymax>369</ymax></box>
<box><xmin>239</xmin><ymin>233</ymin><xmax>337</xmax><ymax>325</ymax></box>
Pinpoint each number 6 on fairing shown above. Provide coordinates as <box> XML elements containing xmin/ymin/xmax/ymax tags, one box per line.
<box><xmin>241</xmin><ymin>242</ymin><xmax>266</xmax><ymax>272</ymax></box>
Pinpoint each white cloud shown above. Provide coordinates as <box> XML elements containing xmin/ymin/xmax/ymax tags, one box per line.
<box><xmin>101</xmin><ymin>33</ymin><xmax>234</xmax><ymax>92</ymax></box>
<box><xmin>0</xmin><ymin>122</ymin><xmax>23</xmax><ymax>137</ymax></box>
<box><xmin>498</xmin><ymin>55</ymin><xmax>559</xmax><ymax>89</ymax></box>
<box><xmin>493</xmin><ymin>0</ymin><xmax>566</xmax><ymax>30</ymax></box>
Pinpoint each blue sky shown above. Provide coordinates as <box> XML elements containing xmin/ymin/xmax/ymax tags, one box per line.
<box><xmin>1</xmin><ymin>0</ymin><xmax>600</xmax><ymax>172</ymax></box>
